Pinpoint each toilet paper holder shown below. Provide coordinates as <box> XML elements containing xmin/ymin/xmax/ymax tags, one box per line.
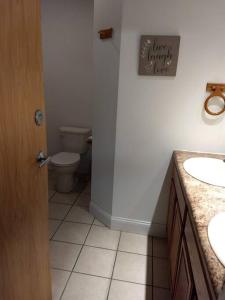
<box><xmin>204</xmin><ymin>83</ymin><xmax>225</xmax><ymax>116</ymax></box>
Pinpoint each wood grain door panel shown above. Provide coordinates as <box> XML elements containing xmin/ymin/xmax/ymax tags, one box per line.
<box><xmin>0</xmin><ymin>1</ymin><xmax>51</xmax><ymax>299</ymax></box>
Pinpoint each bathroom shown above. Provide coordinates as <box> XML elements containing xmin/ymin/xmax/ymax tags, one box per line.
<box><xmin>1</xmin><ymin>0</ymin><xmax>225</xmax><ymax>299</ymax></box>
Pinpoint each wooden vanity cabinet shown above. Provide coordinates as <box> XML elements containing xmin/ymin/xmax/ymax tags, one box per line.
<box><xmin>169</xmin><ymin>200</ymin><xmax>182</xmax><ymax>288</ymax></box>
<box><xmin>167</xmin><ymin>166</ymin><xmax>214</xmax><ymax>300</ymax></box>
<box><xmin>173</xmin><ymin>238</ymin><xmax>194</xmax><ymax>300</ymax></box>
<box><xmin>167</xmin><ymin>175</ymin><xmax>185</xmax><ymax>292</ymax></box>
<box><xmin>167</xmin><ymin>181</ymin><xmax>176</xmax><ymax>244</ymax></box>
<box><xmin>185</xmin><ymin>216</ymin><xmax>212</xmax><ymax>300</ymax></box>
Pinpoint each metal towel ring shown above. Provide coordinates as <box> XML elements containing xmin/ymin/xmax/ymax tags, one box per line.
<box><xmin>204</xmin><ymin>83</ymin><xmax>225</xmax><ymax>116</ymax></box>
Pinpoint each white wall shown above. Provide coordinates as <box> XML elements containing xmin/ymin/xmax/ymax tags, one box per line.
<box><xmin>91</xmin><ymin>0</ymin><xmax>122</xmax><ymax>216</ymax></box>
<box><xmin>112</xmin><ymin>0</ymin><xmax>225</xmax><ymax>234</ymax></box>
<box><xmin>41</xmin><ymin>0</ymin><xmax>94</xmax><ymax>154</ymax></box>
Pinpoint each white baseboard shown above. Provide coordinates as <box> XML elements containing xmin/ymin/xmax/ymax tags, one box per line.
<box><xmin>111</xmin><ymin>216</ymin><xmax>166</xmax><ymax>237</ymax></box>
<box><xmin>90</xmin><ymin>201</ymin><xmax>166</xmax><ymax>237</ymax></box>
<box><xmin>111</xmin><ymin>216</ymin><xmax>151</xmax><ymax>235</ymax></box>
<box><xmin>90</xmin><ymin>201</ymin><xmax>111</xmax><ymax>227</ymax></box>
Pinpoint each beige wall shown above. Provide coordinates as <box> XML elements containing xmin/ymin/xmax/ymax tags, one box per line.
<box><xmin>91</xmin><ymin>0</ymin><xmax>122</xmax><ymax>216</ymax></box>
<box><xmin>41</xmin><ymin>0</ymin><xmax>94</xmax><ymax>154</ymax></box>
<box><xmin>112</xmin><ymin>0</ymin><xmax>225</xmax><ymax>234</ymax></box>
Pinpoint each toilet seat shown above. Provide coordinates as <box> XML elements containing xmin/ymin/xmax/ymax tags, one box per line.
<box><xmin>51</xmin><ymin>152</ymin><xmax>80</xmax><ymax>167</ymax></box>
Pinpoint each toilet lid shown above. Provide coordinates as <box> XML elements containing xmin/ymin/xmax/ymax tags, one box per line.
<box><xmin>51</xmin><ymin>152</ymin><xmax>80</xmax><ymax>166</ymax></box>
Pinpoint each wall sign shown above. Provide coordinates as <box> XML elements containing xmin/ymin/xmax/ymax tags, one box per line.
<box><xmin>139</xmin><ymin>35</ymin><xmax>180</xmax><ymax>76</ymax></box>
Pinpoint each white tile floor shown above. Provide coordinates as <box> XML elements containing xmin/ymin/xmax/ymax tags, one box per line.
<box><xmin>48</xmin><ymin>178</ymin><xmax>171</xmax><ymax>300</ymax></box>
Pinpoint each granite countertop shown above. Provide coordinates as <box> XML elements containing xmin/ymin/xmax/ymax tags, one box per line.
<box><xmin>174</xmin><ymin>150</ymin><xmax>225</xmax><ymax>297</ymax></box>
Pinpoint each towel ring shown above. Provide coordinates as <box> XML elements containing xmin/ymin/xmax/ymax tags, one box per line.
<box><xmin>204</xmin><ymin>83</ymin><xmax>225</xmax><ymax>116</ymax></box>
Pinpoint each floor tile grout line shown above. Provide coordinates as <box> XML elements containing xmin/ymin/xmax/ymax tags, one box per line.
<box><xmin>48</xmin><ymin>181</ymin><xmax>89</xmax><ymax>229</ymax></box>
<box><xmin>50</xmin><ymin>240</ymin><xmax>83</xmax><ymax>247</ymax></box>
<box><xmin>50</xmin><ymin>239</ymin><xmax>119</xmax><ymax>253</ymax></box>
<box><xmin>49</xmin><ymin>189</ymin><xmax>79</xmax><ymax>204</ymax></box>
<box><xmin>50</xmin><ymin>221</ymin><xmax>169</xmax><ymax>256</ymax></box>
<box><xmin>49</xmin><ymin>218</ymin><xmax>94</xmax><ymax>226</ymax></box>
<box><xmin>51</xmin><ymin>266</ymin><xmax>171</xmax><ymax>290</ymax></box>
<box><xmin>59</xmin><ymin>218</ymin><xmax>95</xmax><ymax>300</ymax></box>
<box><xmin>51</xmin><ymin>266</ymin><xmax>74</xmax><ymax>273</ymax></box>
<box><xmin>48</xmin><ymin>190</ymin><xmax>56</xmax><ymax>201</ymax></box>
<box><xmin>48</xmin><ymin>199</ymin><xmax>82</xmax><ymax>239</ymax></box>
<box><xmin>51</xmin><ymin>195</ymin><xmax>79</xmax><ymax>207</ymax></box>
<box><xmin>75</xmin><ymin>243</ymin><xmax>117</xmax><ymax>253</ymax></box>
<box><xmin>50</xmin><ymin>218</ymin><xmax>168</xmax><ymax>249</ymax></box>
<box><xmin>115</xmin><ymin>250</ymin><xmax>168</xmax><ymax>259</ymax></box>
<box><xmin>112</xmin><ymin>278</ymin><xmax>171</xmax><ymax>290</ymax></box>
<box><xmin>50</xmin><ymin>238</ymin><xmax>168</xmax><ymax>259</ymax></box>
<box><xmin>49</xmin><ymin>200</ymin><xmax>76</xmax><ymax>205</ymax></box>
<box><xmin>72</xmin><ymin>218</ymin><xmax>95</xmax><ymax>272</ymax></box>
<box><xmin>73</xmin><ymin>271</ymin><xmax>113</xmax><ymax>280</ymax></box>
<box><xmin>106</xmin><ymin>231</ymin><xmax>122</xmax><ymax>300</ymax></box>
<box><xmin>50</xmin><ymin>191</ymin><xmax>83</xmax><ymax>241</ymax></box>
<box><xmin>49</xmin><ymin>223</ymin><xmax>61</xmax><ymax>240</ymax></box>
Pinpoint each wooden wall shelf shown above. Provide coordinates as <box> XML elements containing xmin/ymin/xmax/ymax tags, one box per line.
<box><xmin>98</xmin><ymin>28</ymin><xmax>113</xmax><ymax>40</ymax></box>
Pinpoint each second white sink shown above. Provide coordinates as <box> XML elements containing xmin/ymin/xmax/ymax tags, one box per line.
<box><xmin>183</xmin><ymin>157</ymin><xmax>225</xmax><ymax>188</ymax></box>
<box><xmin>208</xmin><ymin>212</ymin><xmax>225</xmax><ymax>267</ymax></box>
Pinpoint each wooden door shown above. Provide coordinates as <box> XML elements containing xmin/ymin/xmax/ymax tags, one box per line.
<box><xmin>173</xmin><ymin>238</ymin><xmax>194</xmax><ymax>300</ymax></box>
<box><xmin>0</xmin><ymin>1</ymin><xmax>51</xmax><ymax>299</ymax></box>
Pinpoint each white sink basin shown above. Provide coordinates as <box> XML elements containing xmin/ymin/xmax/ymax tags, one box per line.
<box><xmin>208</xmin><ymin>212</ymin><xmax>225</xmax><ymax>267</ymax></box>
<box><xmin>183</xmin><ymin>157</ymin><xmax>225</xmax><ymax>188</ymax></box>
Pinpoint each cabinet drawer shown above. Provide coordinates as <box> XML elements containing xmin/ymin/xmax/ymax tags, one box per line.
<box><xmin>185</xmin><ymin>215</ymin><xmax>212</xmax><ymax>300</ymax></box>
<box><xmin>173</xmin><ymin>168</ymin><xmax>186</xmax><ymax>221</ymax></box>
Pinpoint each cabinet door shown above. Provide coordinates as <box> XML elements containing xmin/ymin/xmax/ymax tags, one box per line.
<box><xmin>185</xmin><ymin>216</ymin><xmax>212</xmax><ymax>300</ymax></box>
<box><xmin>167</xmin><ymin>180</ymin><xmax>176</xmax><ymax>243</ymax></box>
<box><xmin>173</xmin><ymin>168</ymin><xmax>186</xmax><ymax>220</ymax></box>
<box><xmin>173</xmin><ymin>238</ymin><xmax>194</xmax><ymax>300</ymax></box>
<box><xmin>169</xmin><ymin>201</ymin><xmax>182</xmax><ymax>288</ymax></box>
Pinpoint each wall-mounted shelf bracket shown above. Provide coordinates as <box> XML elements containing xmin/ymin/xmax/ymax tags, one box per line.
<box><xmin>98</xmin><ymin>28</ymin><xmax>113</xmax><ymax>40</ymax></box>
<box><xmin>206</xmin><ymin>83</ymin><xmax>225</xmax><ymax>93</ymax></box>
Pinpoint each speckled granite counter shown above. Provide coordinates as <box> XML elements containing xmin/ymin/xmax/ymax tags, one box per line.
<box><xmin>174</xmin><ymin>151</ymin><xmax>225</xmax><ymax>297</ymax></box>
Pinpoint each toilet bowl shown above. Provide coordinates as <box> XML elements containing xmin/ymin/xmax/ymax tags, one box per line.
<box><xmin>50</xmin><ymin>126</ymin><xmax>91</xmax><ymax>193</ymax></box>
<box><xmin>51</xmin><ymin>152</ymin><xmax>80</xmax><ymax>193</ymax></box>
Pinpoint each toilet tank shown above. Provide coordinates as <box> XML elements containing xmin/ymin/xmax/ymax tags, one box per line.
<box><xmin>59</xmin><ymin>126</ymin><xmax>91</xmax><ymax>154</ymax></box>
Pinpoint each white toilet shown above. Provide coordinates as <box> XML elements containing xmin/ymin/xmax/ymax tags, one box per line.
<box><xmin>51</xmin><ymin>126</ymin><xmax>91</xmax><ymax>193</ymax></box>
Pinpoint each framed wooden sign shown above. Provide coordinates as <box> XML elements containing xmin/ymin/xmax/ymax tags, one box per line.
<box><xmin>139</xmin><ymin>35</ymin><xmax>180</xmax><ymax>76</ymax></box>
